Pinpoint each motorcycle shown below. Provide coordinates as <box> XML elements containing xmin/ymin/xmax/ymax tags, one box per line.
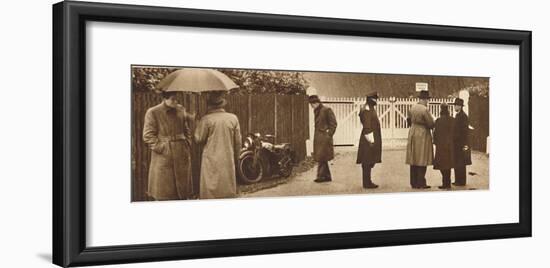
<box><xmin>238</xmin><ymin>133</ymin><xmax>295</xmax><ymax>184</ymax></box>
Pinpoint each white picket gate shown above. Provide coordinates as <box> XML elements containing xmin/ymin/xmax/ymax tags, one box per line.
<box><xmin>310</xmin><ymin>97</ymin><xmax>456</xmax><ymax>148</ymax></box>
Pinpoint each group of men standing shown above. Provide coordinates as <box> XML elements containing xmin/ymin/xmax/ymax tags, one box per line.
<box><xmin>309</xmin><ymin>90</ymin><xmax>472</xmax><ymax>190</ymax></box>
<box><xmin>143</xmin><ymin>91</ymin><xmax>241</xmax><ymax>201</ymax></box>
<box><xmin>143</xmin><ymin>89</ymin><xmax>474</xmax><ymax>202</ymax></box>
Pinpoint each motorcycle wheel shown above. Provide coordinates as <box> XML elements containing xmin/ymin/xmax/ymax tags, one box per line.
<box><xmin>279</xmin><ymin>151</ymin><xmax>295</xmax><ymax>178</ymax></box>
<box><xmin>279</xmin><ymin>164</ymin><xmax>293</xmax><ymax>178</ymax></box>
<box><xmin>238</xmin><ymin>152</ymin><xmax>264</xmax><ymax>184</ymax></box>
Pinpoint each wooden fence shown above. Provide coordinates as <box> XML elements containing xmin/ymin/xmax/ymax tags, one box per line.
<box><xmin>131</xmin><ymin>92</ymin><xmax>309</xmax><ymax>201</ymax></box>
<box><xmin>468</xmin><ymin>94</ymin><xmax>489</xmax><ymax>152</ymax></box>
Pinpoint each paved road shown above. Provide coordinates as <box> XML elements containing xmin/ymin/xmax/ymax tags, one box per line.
<box><xmin>241</xmin><ymin>147</ymin><xmax>489</xmax><ymax>198</ymax></box>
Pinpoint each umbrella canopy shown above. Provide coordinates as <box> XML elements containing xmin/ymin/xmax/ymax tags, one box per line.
<box><xmin>156</xmin><ymin>68</ymin><xmax>239</xmax><ymax>93</ymax></box>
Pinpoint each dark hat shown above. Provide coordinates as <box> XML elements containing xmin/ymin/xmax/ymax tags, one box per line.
<box><xmin>453</xmin><ymin>98</ymin><xmax>464</xmax><ymax>106</ymax></box>
<box><xmin>160</xmin><ymin>90</ymin><xmax>177</xmax><ymax>99</ymax></box>
<box><xmin>418</xmin><ymin>90</ymin><xmax>430</xmax><ymax>99</ymax></box>
<box><xmin>207</xmin><ymin>91</ymin><xmax>227</xmax><ymax>107</ymax></box>
<box><xmin>308</xmin><ymin>95</ymin><xmax>321</xmax><ymax>104</ymax></box>
<box><xmin>366</xmin><ymin>91</ymin><xmax>379</xmax><ymax>99</ymax></box>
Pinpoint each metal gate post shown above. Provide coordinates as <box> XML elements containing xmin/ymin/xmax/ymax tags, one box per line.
<box><xmin>389</xmin><ymin>97</ymin><xmax>396</xmax><ymax>149</ymax></box>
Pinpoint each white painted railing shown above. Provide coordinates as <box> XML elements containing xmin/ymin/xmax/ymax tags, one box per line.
<box><xmin>312</xmin><ymin>97</ymin><xmax>456</xmax><ymax>147</ymax></box>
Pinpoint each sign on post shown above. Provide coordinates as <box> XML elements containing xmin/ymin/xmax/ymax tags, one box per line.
<box><xmin>415</xmin><ymin>82</ymin><xmax>428</xmax><ymax>92</ymax></box>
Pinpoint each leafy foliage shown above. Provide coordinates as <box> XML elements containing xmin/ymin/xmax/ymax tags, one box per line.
<box><xmin>132</xmin><ymin>67</ymin><xmax>176</xmax><ymax>93</ymax></box>
<box><xmin>219</xmin><ymin>69</ymin><xmax>308</xmax><ymax>95</ymax></box>
<box><xmin>131</xmin><ymin>66</ymin><xmax>309</xmax><ymax>95</ymax></box>
<box><xmin>461</xmin><ymin>79</ymin><xmax>489</xmax><ymax>98</ymax></box>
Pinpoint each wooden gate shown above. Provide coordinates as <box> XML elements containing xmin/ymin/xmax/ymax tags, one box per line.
<box><xmin>312</xmin><ymin>97</ymin><xmax>456</xmax><ymax>147</ymax></box>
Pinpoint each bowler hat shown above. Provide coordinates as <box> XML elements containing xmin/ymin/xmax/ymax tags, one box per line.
<box><xmin>418</xmin><ymin>90</ymin><xmax>430</xmax><ymax>99</ymax></box>
<box><xmin>453</xmin><ymin>98</ymin><xmax>464</xmax><ymax>106</ymax></box>
<box><xmin>308</xmin><ymin>95</ymin><xmax>321</xmax><ymax>104</ymax></box>
<box><xmin>207</xmin><ymin>91</ymin><xmax>227</xmax><ymax>107</ymax></box>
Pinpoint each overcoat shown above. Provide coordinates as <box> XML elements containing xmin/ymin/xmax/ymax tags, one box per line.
<box><xmin>194</xmin><ymin>108</ymin><xmax>242</xmax><ymax>199</ymax></box>
<box><xmin>356</xmin><ymin>105</ymin><xmax>382</xmax><ymax>164</ymax></box>
<box><xmin>453</xmin><ymin>110</ymin><xmax>472</xmax><ymax>166</ymax></box>
<box><xmin>405</xmin><ymin>102</ymin><xmax>435</xmax><ymax>166</ymax></box>
<box><xmin>313</xmin><ymin>104</ymin><xmax>337</xmax><ymax>162</ymax></box>
<box><xmin>433</xmin><ymin>114</ymin><xmax>455</xmax><ymax>170</ymax></box>
<box><xmin>143</xmin><ymin>103</ymin><xmax>194</xmax><ymax>200</ymax></box>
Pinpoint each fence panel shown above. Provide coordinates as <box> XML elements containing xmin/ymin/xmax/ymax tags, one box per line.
<box><xmin>224</xmin><ymin>94</ymin><xmax>250</xmax><ymax>136</ymax></box>
<box><xmin>276</xmin><ymin>94</ymin><xmax>293</xmax><ymax>144</ymax></box>
<box><xmin>291</xmin><ymin>95</ymin><xmax>309</xmax><ymax>162</ymax></box>
<box><xmin>468</xmin><ymin>95</ymin><xmax>489</xmax><ymax>152</ymax></box>
<box><xmin>250</xmin><ymin>94</ymin><xmax>276</xmax><ymax>135</ymax></box>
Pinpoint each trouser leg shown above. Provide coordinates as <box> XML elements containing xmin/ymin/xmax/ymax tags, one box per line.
<box><xmin>317</xmin><ymin>161</ymin><xmax>332</xmax><ymax>181</ymax></box>
<box><xmin>324</xmin><ymin>162</ymin><xmax>332</xmax><ymax>180</ymax></box>
<box><xmin>417</xmin><ymin>166</ymin><xmax>427</xmax><ymax>187</ymax></box>
<box><xmin>440</xmin><ymin>169</ymin><xmax>451</xmax><ymax>187</ymax></box>
<box><xmin>454</xmin><ymin>165</ymin><xmax>467</xmax><ymax>185</ymax></box>
<box><xmin>410</xmin><ymin>165</ymin><xmax>417</xmax><ymax>188</ymax></box>
<box><xmin>362</xmin><ymin>163</ymin><xmax>374</xmax><ymax>187</ymax></box>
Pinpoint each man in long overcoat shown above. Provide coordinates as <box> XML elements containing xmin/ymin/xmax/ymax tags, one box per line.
<box><xmin>433</xmin><ymin>103</ymin><xmax>455</xmax><ymax>189</ymax></box>
<box><xmin>194</xmin><ymin>92</ymin><xmax>242</xmax><ymax>199</ymax></box>
<box><xmin>356</xmin><ymin>91</ymin><xmax>382</xmax><ymax>189</ymax></box>
<box><xmin>452</xmin><ymin>98</ymin><xmax>472</xmax><ymax>186</ymax></box>
<box><xmin>406</xmin><ymin>90</ymin><xmax>435</xmax><ymax>189</ymax></box>
<box><xmin>143</xmin><ymin>91</ymin><xmax>195</xmax><ymax>200</ymax></box>
<box><xmin>309</xmin><ymin>95</ymin><xmax>337</xmax><ymax>183</ymax></box>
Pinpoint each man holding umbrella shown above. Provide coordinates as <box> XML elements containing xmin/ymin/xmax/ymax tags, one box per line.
<box><xmin>356</xmin><ymin>91</ymin><xmax>382</xmax><ymax>189</ymax></box>
<box><xmin>155</xmin><ymin>68</ymin><xmax>241</xmax><ymax>199</ymax></box>
<box><xmin>143</xmin><ymin>91</ymin><xmax>195</xmax><ymax>201</ymax></box>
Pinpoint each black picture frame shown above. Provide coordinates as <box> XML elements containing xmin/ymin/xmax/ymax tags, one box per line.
<box><xmin>52</xmin><ymin>1</ymin><xmax>532</xmax><ymax>267</ymax></box>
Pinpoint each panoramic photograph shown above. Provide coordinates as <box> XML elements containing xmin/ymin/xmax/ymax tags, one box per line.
<box><xmin>131</xmin><ymin>65</ymin><xmax>489</xmax><ymax>202</ymax></box>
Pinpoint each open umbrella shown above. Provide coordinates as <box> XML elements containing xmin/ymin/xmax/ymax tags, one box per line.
<box><xmin>156</xmin><ymin>68</ymin><xmax>239</xmax><ymax>93</ymax></box>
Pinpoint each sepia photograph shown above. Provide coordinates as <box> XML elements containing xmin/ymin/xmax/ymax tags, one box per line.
<box><xmin>131</xmin><ymin>65</ymin><xmax>489</xmax><ymax>202</ymax></box>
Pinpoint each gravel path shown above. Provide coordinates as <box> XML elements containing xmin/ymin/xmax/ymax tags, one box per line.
<box><xmin>241</xmin><ymin>147</ymin><xmax>489</xmax><ymax>198</ymax></box>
